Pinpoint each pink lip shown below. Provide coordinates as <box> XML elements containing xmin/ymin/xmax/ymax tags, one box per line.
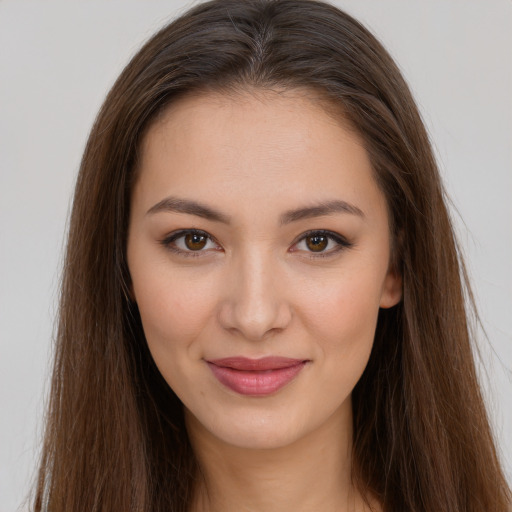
<box><xmin>206</xmin><ymin>357</ymin><xmax>308</xmax><ymax>396</ymax></box>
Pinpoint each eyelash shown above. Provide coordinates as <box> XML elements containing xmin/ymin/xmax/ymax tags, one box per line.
<box><xmin>160</xmin><ymin>229</ymin><xmax>353</xmax><ymax>260</ymax></box>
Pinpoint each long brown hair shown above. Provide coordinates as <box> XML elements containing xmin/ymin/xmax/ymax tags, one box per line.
<box><xmin>34</xmin><ymin>1</ymin><xmax>511</xmax><ymax>511</ymax></box>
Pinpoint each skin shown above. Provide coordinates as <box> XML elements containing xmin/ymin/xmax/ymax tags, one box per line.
<box><xmin>127</xmin><ymin>88</ymin><xmax>401</xmax><ymax>512</ymax></box>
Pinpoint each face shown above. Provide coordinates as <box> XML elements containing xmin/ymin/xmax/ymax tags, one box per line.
<box><xmin>127</xmin><ymin>89</ymin><xmax>401</xmax><ymax>450</ymax></box>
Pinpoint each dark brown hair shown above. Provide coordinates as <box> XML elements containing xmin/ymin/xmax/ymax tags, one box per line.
<box><xmin>34</xmin><ymin>1</ymin><xmax>511</xmax><ymax>511</ymax></box>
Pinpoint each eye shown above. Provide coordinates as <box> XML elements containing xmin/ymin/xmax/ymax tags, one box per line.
<box><xmin>160</xmin><ymin>229</ymin><xmax>221</xmax><ymax>258</ymax></box>
<box><xmin>161</xmin><ymin>228</ymin><xmax>352</xmax><ymax>259</ymax></box>
<box><xmin>291</xmin><ymin>230</ymin><xmax>352</xmax><ymax>258</ymax></box>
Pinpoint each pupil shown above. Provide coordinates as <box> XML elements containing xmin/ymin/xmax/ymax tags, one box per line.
<box><xmin>307</xmin><ymin>235</ymin><xmax>327</xmax><ymax>252</ymax></box>
<box><xmin>185</xmin><ymin>233</ymin><xmax>207</xmax><ymax>250</ymax></box>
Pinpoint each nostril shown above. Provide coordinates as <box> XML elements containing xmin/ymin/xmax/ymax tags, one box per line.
<box><xmin>217</xmin><ymin>295</ymin><xmax>292</xmax><ymax>342</ymax></box>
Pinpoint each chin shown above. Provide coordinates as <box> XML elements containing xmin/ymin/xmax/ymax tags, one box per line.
<box><xmin>224</xmin><ymin>426</ymin><xmax>303</xmax><ymax>450</ymax></box>
<box><xmin>185</xmin><ymin>404</ymin><xmax>322</xmax><ymax>451</ymax></box>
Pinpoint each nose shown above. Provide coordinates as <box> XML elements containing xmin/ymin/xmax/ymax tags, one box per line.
<box><xmin>217</xmin><ymin>249</ymin><xmax>292</xmax><ymax>342</ymax></box>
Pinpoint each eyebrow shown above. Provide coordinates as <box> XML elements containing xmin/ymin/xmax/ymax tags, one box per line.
<box><xmin>146</xmin><ymin>196</ymin><xmax>365</xmax><ymax>225</ymax></box>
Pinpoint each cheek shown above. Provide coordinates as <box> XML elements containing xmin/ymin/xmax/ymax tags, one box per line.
<box><xmin>300</xmin><ymin>269</ymin><xmax>382</xmax><ymax>383</ymax></box>
<box><xmin>132</xmin><ymin>263</ymin><xmax>219</xmax><ymax>359</ymax></box>
<box><xmin>303</xmin><ymin>267</ymin><xmax>382</xmax><ymax>338</ymax></box>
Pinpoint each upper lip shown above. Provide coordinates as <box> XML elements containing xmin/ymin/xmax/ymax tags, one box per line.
<box><xmin>206</xmin><ymin>356</ymin><xmax>307</xmax><ymax>371</ymax></box>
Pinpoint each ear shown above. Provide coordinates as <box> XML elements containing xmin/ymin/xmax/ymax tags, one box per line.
<box><xmin>379</xmin><ymin>267</ymin><xmax>402</xmax><ymax>309</ymax></box>
<box><xmin>380</xmin><ymin>228</ymin><xmax>403</xmax><ymax>309</ymax></box>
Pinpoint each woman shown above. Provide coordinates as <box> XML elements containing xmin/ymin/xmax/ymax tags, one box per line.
<box><xmin>34</xmin><ymin>1</ymin><xmax>511</xmax><ymax>511</ymax></box>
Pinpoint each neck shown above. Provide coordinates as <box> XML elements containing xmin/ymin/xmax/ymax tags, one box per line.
<box><xmin>186</xmin><ymin>402</ymin><xmax>371</xmax><ymax>512</ymax></box>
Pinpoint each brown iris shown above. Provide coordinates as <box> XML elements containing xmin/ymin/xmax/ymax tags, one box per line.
<box><xmin>306</xmin><ymin>234</ymin><xmax>328</xmax><ymax>252</ymax></box>
<box><xmin>185</xmin><ymin>233</ymin><xmax>208</xmax><ymax>250</ymax></box>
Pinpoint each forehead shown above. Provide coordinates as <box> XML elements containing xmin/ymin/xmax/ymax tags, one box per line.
<box><xmin>133</xmin><ymin>88</ymin><xmax>386</xmax><ymax>226</ymax></box>
<box><xmin>140</xmin><ymin>87</ymin><xmax>359</xmax><ymax>164</ymax></box>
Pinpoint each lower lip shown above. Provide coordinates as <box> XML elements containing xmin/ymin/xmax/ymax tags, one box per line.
<box><xmin>207</xmin><ymin>361</ymin><xmax>307</xmax><ymax>396</ymax></box>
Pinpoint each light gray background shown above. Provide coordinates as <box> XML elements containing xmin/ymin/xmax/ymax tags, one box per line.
<box><xmin>1</xmin><ymin>1</ymin><xmax>511</xmax><ymax>510</ymax></box>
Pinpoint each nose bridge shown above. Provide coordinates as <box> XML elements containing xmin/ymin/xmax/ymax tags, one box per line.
<box><xmin>219</xmin><ymin>244</ymin><xmax>291</xmax><ymax>341</ymax></box>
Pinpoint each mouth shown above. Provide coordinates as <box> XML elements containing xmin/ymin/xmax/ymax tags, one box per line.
<box><xmin>206</xmin><ymin>357</ymin><xmax>309</xmax><ymax>396</ymax></box>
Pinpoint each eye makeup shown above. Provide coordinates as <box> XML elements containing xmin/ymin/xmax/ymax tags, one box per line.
<box><xmin>159</xmin><ymin>228</ymin><xmax>353</xmax><ymax>260</ymax></box>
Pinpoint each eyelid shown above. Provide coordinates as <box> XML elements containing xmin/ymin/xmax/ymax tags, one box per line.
<box><xmin>160</xmin><ymin>229</ymin><xmax>221</xmax><ymax>258</ymax></box>
<box><xmin>160</xmin><ymin>228</ymin><xmax>352</xmax><ymax>259</ymax></box>
<box><xmin>290</xmin><ymin>229</ymin><xmax>353</xmax><ymax>259</ymax></box>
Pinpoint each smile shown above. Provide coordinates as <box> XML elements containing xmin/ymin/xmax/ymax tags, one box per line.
<box><xmin>206</xmin><ymin>357</ymin><xmax>308</xmax><ymax>396</ymax></box>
